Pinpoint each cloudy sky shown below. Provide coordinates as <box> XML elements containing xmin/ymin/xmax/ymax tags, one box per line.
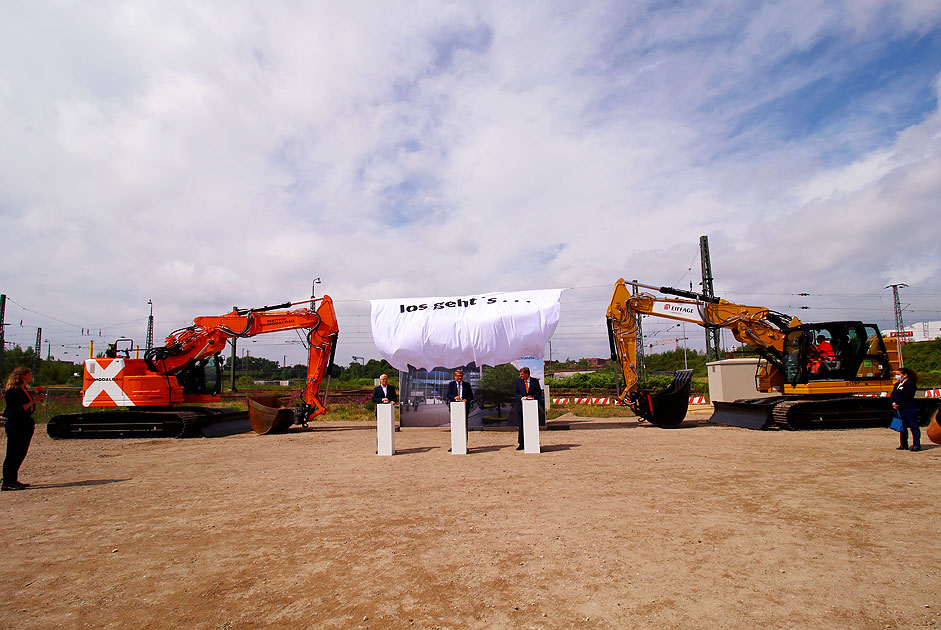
<box><xmin>2</xmin><ymin>1</ymin><xmax>940</xmax><ymax>368</ymax></box>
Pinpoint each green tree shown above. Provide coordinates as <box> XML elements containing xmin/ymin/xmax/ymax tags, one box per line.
<box><xmin>231</xmin><ymin>355</ymin><xmax>282</xmax><ymax>381</ymax></box>
<box><xmin>642</xmin><ymin>348</ymin><xmax>709</xmax><ymax>377</ymax></box>
<box><xmin>902</xmin><ymin>339</ymin><xmax>941</xmax><ymax>386</ymax></box>
<box><xmin>546</xmin><ymin>369</ymin><xmax>616</xmax><ymax>391</ymax></box>
<box><xmin>337</xmin><ymin>359</ymin><xmax>398</xmax><ymax>385</ymax></box>
<box><xmin>362</xmin><ymin>359</ymin><xmax>396</xmax><ymax>379</ymax></box>
<box><xmin>37</xmin><ymin>360</ymin><xmax>82</xmax><ymax>386</ymax></box>
<box><xmin>1</xmin><ymin>345</ymin><xmax>40</xmax><ymax>385</ymax></box>
<box><xmin>478</xmin><ymin>363</ymin><xmax>518</xmax><ymax>418</ymax></box>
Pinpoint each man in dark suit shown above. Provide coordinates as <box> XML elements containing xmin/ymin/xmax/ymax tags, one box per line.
<box><xmin>371</xmin><ymin>374</ymin><xmax>398</xmax><ymax>404</ymax></box>
<box><xmin>513</xmin><ymin>366</ymin><xmax>542</xmax><ymax>450</ymax></box>
<box><xmin>446</xmin><ymin>369</ymin><xmax>474</xmax><ymax>450</ymax></box>
<box><xmin>372</xmin><ymin>373</ymin><xmax>398</xmax><ymax>452</ymax></box>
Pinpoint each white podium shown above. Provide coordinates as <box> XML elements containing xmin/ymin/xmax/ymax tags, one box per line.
<box><xmin>522</xmin><ymin>398</ymin><xmax>540</xmax><ymax>453</ymax></box>
<box><xmin>450</xmin><ymin>402</ymin><xmax>467</xmax><ymax>455</ymax></box>
<box><xmin>376</xmin><ymin>404</ymin><xmax>396</xmax><ymax>456</ymax></box>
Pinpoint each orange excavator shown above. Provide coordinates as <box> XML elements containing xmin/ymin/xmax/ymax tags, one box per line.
<box><xmin>47</xmin><ymin>296</ymin><xmax>339</xmax><ymax>438</ymax></box>
<box><xmin>607</xmin><ymin>279</ymin><xmax>939</xmax><ymax>429</ymax></box>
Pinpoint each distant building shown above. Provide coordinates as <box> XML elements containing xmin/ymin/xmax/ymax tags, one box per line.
<box><xmin>398</xmin><ymin>364</ymin><xmax>483</xmax><ymax>428</ymax></box>
<box><xmin>900</xmin><ymin>321</ymin><xmax>941</xmax><ymax>342</ymax></box>
<box><xmin>398</xmin><ymin>364</ymin><xmax>481</xmax><ymax>405</ymax></box>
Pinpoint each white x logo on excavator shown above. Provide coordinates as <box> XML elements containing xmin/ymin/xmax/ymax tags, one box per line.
<box><xmin>83</xmin><ymin>359</ymin><xmax>134</xmax><ymax>407</ymax></box>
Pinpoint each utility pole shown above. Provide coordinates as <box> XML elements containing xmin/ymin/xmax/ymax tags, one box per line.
<box><xmin>700</xmin><ymin>235</ymin><xmax>721</xmax><ymax>361</ymax></box>
<box><xmin>886</xmin><ymin>283</ymin><xmax>908</xmax><ymax>366</ymax></box>
<box><xmin>886</xmin><ymin>283</ymin><xmax>908</xmax><ymax>336</ymax></box>
<box><xmin>229</xmin><ymin>305</ymin><xmax>238</xmax><ymax>393</ymax></box>
<box><xmin>34</xmin><ymin>327</ymin><xmax>42</xmax><ymax>373</ymax></box>
<box><xmin>146</xmin><ymin>299</ymin><xmax>154</xmax><ymax>350</ymax></box>
<box><xmin>0</xmin><ymin>294</ymin><xmax>6</xmax><ymax>377</ymax></box>
<box><xmin>631</xmin><ymin>280</ymin><xmax>646</xmax><ymax>381</ymax></box>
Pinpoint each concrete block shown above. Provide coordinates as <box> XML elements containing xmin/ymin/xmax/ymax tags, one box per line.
<box><xmin>377</xmin><ymin>404</ymin><xmax>396</xmax><ymax>456</ymax></box>
<box><xmin>522</xmin><ymin>398</ymin><xmax>540</xmax><ymax>454</ymax></box>
<box><xmin>450</xmin><ymin>402</ymin><xmax>467</xmax><ymax>454</ymax></box>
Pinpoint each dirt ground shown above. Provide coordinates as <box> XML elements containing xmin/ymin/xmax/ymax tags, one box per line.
<box><xmin>1</xmin><ymin>407</ymin><xmax>939</xmax><ymax>630</ymax></box>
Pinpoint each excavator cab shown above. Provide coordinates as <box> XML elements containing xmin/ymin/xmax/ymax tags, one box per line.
<box><xmin>782</xmin><ymin>322</ymin><xmax>890</xmax><ymax>385</ymax></box>
<box><xmin>105</xmin><ymin>338</ymin><xmax>134</xmax><ymax>359</ymax></box>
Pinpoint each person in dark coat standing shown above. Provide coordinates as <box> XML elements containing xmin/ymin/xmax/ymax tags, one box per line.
<box><xmin>513</xmin><ymin>366</ymin><xmax>542</xmax><ymax>450</ymax></box>
<box><xmin>890</xmin><ymin>367</ymin><xmax>920</xmax><ymax>451</ymax></box>
<box><xmin>371</xmin><ymin>373</ymin><xmax>398</xmax><ymax>405</ymax></box>
<box><xmin>3</xmin><ymin>367</ymin><xmax>43</xmax><ymax>491</ymax></box>
<box><xmin>446</xmin><ymin>369</ymin><xmax>474</xmax><ymax>411</ymax></box>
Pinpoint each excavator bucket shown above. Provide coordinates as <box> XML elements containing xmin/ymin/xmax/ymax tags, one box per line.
<box><xmin>928</xmin><ymin>410</ymin><xmax>941</xmax><ymax>446</ymax></box>
<box><xmin>247</xmin><ymin>395</ymin><xmax>297</xmax><ymax>434</ymax></box>
<box><xmin>632</xmin><ymin>369</ymin><xmax>693</xmax><ymax>427</ymax></box>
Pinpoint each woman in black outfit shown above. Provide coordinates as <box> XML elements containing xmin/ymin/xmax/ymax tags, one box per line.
<box><xmin>890</xmin><ymin>367</ymin><xmax>920</xmax><ymax>452</ymax></box>
<box><xmin>3</xmin><ymin>367</ymin><xmax>43</xmax><ymax>490</ymax></box>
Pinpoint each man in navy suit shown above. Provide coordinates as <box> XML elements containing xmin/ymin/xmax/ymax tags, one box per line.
<box><xmin>446</xmin><ymin>369</ymin><xmax>474</xmax><ymax>449</ymax></box>
<box><xmin>513</xmin><ymin>366</ymin><xmax>542</xmax><ymax>450</ymax></box>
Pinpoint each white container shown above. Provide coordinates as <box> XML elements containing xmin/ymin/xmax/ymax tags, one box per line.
<box><xmin>706</xmin><ymin>358</ymin><xmax>779</xmax><ymax>403</ymax></box>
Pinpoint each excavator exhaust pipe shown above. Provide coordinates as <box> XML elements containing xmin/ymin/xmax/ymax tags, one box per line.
<box><xmin>632</xmin><ymin>369</ymin><xmax>694</xmax><ymax>428</ymax></box>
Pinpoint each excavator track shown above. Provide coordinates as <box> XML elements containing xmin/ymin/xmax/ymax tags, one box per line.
<box><xmin>772</xmin><ymin>397</ymin><xmax>896</xmax><ymax>430</ymax></box>
<box><xmin>46</xmin><ymin>407</ymin><xmax>248</xmax><ymax>439</ymax></box>
<box><xmin>713</xmin><ymin>396</ymin><xmax>940</xmax><ymax>431</ymax></box>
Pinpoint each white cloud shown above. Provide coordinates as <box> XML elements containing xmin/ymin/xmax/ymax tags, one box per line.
<box><xmin>1</xmin><ymin>1</ymin><xmax>939</xmax><ymax>365</ymax></box>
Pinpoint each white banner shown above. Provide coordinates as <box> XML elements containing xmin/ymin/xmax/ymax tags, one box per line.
<box><xmin>370</xmin><ymin>289</ymin><xmax>564</xmax><ymax>371</ymax></box>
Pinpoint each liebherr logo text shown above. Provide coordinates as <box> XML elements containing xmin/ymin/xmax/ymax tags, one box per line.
<box><xmin>664</xmin><ymin>304</ymin><xmax>696</xmax><ymax>315</ymax></box>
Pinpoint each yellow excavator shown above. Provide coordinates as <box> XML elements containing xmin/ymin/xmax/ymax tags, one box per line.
<box><xmin>606</xmin><ymin>279</ymin><xmax>939</xmax><ymax>429</ymax></box>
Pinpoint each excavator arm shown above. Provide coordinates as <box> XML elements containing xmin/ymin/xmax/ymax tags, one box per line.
<box><xmin>144</xmin><ymin>296</ymin><xmax>340</xmax><ymax>421</ymax></box>
<box><xmin>606</xmin><ymin>279</ymin><xmax>799</xmax><ymax>425</ymax></box>
<box><xmin>297</xmin><ymin>297</ymin><xmax>340</xmax><ymax>421</ymax></box>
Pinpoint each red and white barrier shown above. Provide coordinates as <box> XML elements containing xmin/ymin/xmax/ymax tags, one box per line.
<box><xmin>552</xmin><ymin>391</ymin><xmax>941</xmax><ymax>404</ymax></box>
<box><xmin>551</xmin><ymin>397</ymin><xmax>611</xmax><ymax>405</ymax></box>
<box><xmin>552</xmin><ymin>396</ymin><xmax>709</xmax><ymax>405</ymax></box>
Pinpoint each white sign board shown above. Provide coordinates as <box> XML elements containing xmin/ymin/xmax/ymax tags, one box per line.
<box><xmin>649</xmin><ymin>300</ymin><xmax>704</xmax><ymax>324</ymax></box>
